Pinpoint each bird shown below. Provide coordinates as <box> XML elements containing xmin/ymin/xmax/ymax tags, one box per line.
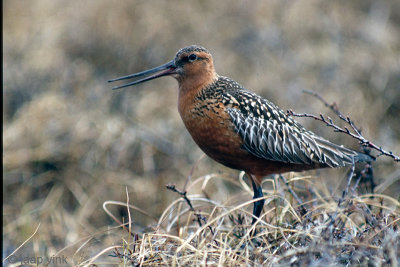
<box><xmin>109</xmin><ymin>45</ymin><xmax>374</xmax><ymax>225</ymax></box>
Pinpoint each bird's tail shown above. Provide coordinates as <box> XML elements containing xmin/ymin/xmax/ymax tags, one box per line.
<box><xmin>310</xmin><ymin>135</ymin><xmax>375</xmax><ymax>167</ymax></box>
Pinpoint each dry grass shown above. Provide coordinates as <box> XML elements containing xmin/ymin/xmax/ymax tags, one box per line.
<box><xmin>59</xmin><ymin>171</ymin><xmax>400</xmax><ymax>266</ymax></box>
<box><xmin>3</xmin><ymin>0</ymin><xmax>400</xmax><ymax>266</ymax></box>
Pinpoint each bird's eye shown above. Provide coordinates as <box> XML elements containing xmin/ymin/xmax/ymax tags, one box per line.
<box><xmin>188</xmin><ymin>54</ymin><xmax>197</xmax><ymax>62</ymax></box>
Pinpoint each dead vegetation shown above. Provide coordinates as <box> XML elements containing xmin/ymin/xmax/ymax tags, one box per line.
<box><xmin>70</xmin><ymin>171</ymin><xmax>400</xmax><ymax>266</ymax></box>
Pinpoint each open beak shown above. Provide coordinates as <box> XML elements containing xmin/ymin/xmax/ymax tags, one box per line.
<box><xmin>108</xmin><ymin>60</ymin><xmax>176</xmax><ymax>90</ymax></box>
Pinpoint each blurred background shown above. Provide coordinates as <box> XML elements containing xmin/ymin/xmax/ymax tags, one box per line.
<box><xmin>4</xmin><ymin>0</ymin><xmax>400</xmax><ymax>262</ymax></box>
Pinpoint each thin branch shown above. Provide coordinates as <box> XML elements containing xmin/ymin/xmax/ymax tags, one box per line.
<box><xmin>300</xmin><ymin>90</ymin><xmax>399</xmax><ymax>162</ymax></box>
<box><xmin>166</xmin><ymin>184</ymin><xmax>197</xmax><ymax>215</ymax></box>
<box><xmin>287</xmin><ymin>109</ymin><xmax>400</xmax><ymax>162</ymax></box>
<box><xmin>166</xmin><ymin>184</ymin><xmax>218</xmax><ymax>245</ymax></box>
<box><xmin>302</xmin><ymin>90</ymin><xmax>355</xmax><ymax>129</ymax></box>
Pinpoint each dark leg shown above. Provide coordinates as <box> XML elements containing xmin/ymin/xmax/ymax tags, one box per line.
<box><xmin>250</xmin><ymin>177</ymin><xmax>265</xmax><ymax>224</ymax></box>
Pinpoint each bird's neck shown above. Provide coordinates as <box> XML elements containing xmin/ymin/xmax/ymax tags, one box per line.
<box><xmin>178</xmin><ymin>69</ymin><xmax>218</xmax><ymax>94</ymax></box>
<box><xmin>177</xmin><ymin>72</ymin><xmax>218</xmax><ymax>119</ymax></box>
<box><xmin>178</xmin><ymin>69</ymin><xmax>217</xmax><ymax>104</ymax></box>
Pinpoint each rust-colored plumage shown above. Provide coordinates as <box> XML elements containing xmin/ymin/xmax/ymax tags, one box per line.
<box><xmin>109</xmin><ymin>45</ymin><xmax>374</xmax><ymax>224</ymax></box>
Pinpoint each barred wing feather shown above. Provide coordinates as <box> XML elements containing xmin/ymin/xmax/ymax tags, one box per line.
<box><xmin>227</xmin><ymin>107</ymin><xmax>358</xmax><ymax>168</ymax></box>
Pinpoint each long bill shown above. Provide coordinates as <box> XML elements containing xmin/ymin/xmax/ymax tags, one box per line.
<box><xmin>108</xmin><ymin>60</ymin><xmax>176</xmax><ymax>90</ymax></box>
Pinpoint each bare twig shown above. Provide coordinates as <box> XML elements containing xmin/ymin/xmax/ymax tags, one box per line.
<box><xmin>166</xmin><ymin>184</ymin><xmax>218</xmax><ymax>243</ymax></box>
<box><xmin>287</xmin><ymin>109</ymin><xmax>399</xmax><ymax>162</ymax></box>
<box><xmin>302</xmin><ymin>90</ymin><xmax>359</xmax><ymax>130</ymax></box>
<box><xmin>300</xmin><ymin>90</ymin><xmax>399</xmax><ymax>162</ymax></box>
<box><xmin>166</xmin><ymin>184</ymin><xmax>197</xmax><ymax>216</ymax></box>
<box><xmin>165</xmin><ymin>184</ymin><xmax>206</xmax><ymax>226</ymax></box>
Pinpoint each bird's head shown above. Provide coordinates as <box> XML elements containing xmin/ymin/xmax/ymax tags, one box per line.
<box><xmin>109</xmin><ymin>45</ymin><xmax>217</xmax><ymax>92</ymax></box>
